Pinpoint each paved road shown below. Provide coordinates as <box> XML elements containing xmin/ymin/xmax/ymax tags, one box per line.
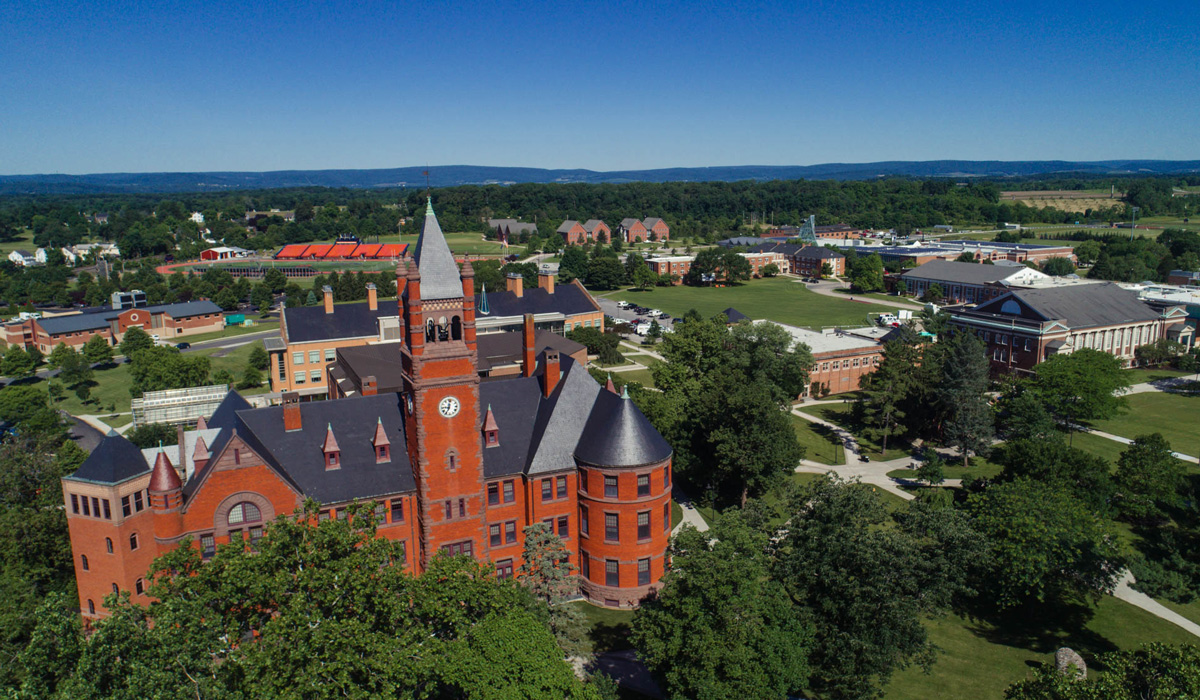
<box><xmin>800</xmin><ymin>276</ymin><xmax>925</xmax><ymax>312</ymax></box>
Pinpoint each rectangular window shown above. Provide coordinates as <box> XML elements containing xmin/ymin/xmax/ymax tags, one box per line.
<box><xmin>325</xmin><ymin>349</ymin><xmax>335</xmax><ymax>361</ymax></box>
<box><xmin>391</xmin><ymin>499</ymin><xmax>404</xmax><ymax>523</ymax></box>
<box><xmin>580</xmin><ymin>504</ymin><xmax>589</xmax><ymax>536</ymax></box>
<box><xmin>92</xmin><ymin>497</ymin><xmax>101</xmax><ymax>517</ymax></box>
<box><xmin>490</xmin><ymin>524</ymin><xmax>501</xmax><ymax>547</ymax></box>
<box><xmin>319</xmin><ymin>510</ymin><xmax>330</xmax><ymax>521</ymax></box>
<box><xmin>581</xmin><ymin>556</ymin><xmax>590</xmax><ymax>580</ymax></box>
<box><xmin>580</xmin><ymin>470</ymin><xmax>588</xmax><ymax>492</ymax></box>
<box><xmin>637</xmin><ymin>474</ymin><xmax>650</xmax><ymax>497</ymax></box>
<box><xmin>496</xmin><ymin>559</ymin><xmax>514</xmax><ymax>579</ymax></box>
<box><xmin>278</xmin><ymin>355</ymin><xmax>286</xmax><ymax>380</ymax></box>
<box><xmin>249</xmin><ymin>526</ymin><xmax>263</xmax><ymax>544</ymax></box>
<box><xmin>558</xmin><ymin>515</ymin><xmax>569</xmax><ymax>538</ymax></box>
<box><xmin>81</xmin><ymin>496</ymin><xmax>90</xmax><ymax>517</ymax></box>
<box><xmin>505</xmin><ymin>520</ymin><xmax>517</xmax><ymax>544</ymax></box>
<box><xmin>71</xmin><ymin>494</ymin><xmax>79</xmax><ymax>514</ymax></box>
<box><xmin>229</xmin><ymin>529</ymin><xmax>242</xmax><ymax>544</ymax></box>
<box><xmin>444</xmin><ymin>500</ymin><xmax>452</xmax><ymax>519</ymax></box>
<box><xmin>488</xmin><ymin>483</ymin><xmax>499</xmax><ymax>505</ymax></box>
<box><xmin>541</xmin><ymin>478</ymin><xmax>552</xmax><ymax>501</ymax></box>
<box><xmin>308</xmin><ymin>350</ymin><xmax>320</xmax><ymax>364</ymax></box>
<box><xmin>502</xmin><ymin>480</ymin><xmax>515</xmax><ymax>503</ymax></box>
<box><xmin>294</xmin><ymin>371</ymin><xmax>306</xmax><ymax>384</ymax></box>
<box><xmin>458</xmin><ymin>498</ymin><xmax>466</xmax><ymax>518</ymax></box>
<box><xmin>200</xmin><ymin>534</ymin><xmax>215</xmax><ymax>559</ymax></box>
<box><xmin>638</xmin><ymin>511</ymin><xmax>651</xmax><ymax>540</ymax></box>
<box><xmin>605</xmin><ymin>475</ymin><xmax>618</xmax><ymax>498</ymax></box>
<box><xmin>638</xmin><ymin>558</ymin><xmax>651</xmax><ymax>586</ymax></box>
<box><xmin>121</xmin><ymin>495</ymin><xmax>131</xmax><ymax>517</ymax></box>
<box><xmin>664</xmin><ymin>502</ymin><xmax>671</xmax><ymax>531</ymax></box>
<box><xmin>337</xmin><ymin>508</ymin><xmax>348</xmax><ymax>521</ymax></box>
<box><xmin>557</xmin><ymin>475</ymin><xmax>567</xmax><ymax>500</ymax></box>
<box><xmin>441</xmin><ymin>540</ymin><xmax>474</xmax><ymax>558</ymax></box>
<box><xmin>606</xmin><ymin>560</ymin><xmax>619</xmax><ymax>587</ymax></box>
<box><xmin>605</xmin><ymin>513</ymin><xmax>619</xmax><ymax>542</ymax></box>
<box><xmin>663</xmin><ymin>467</ymin><xmax>669</xmax><ymax>489</ymax></box>
<box><xmin>102</xmin><ymin>499</ymin><xmax>111</xmax><ymax>520</ymax></box>
<box><xmin>310</xmin><ymin>370</ymin><xmax>321</xmax><ymax>382</ymax></box>
<box><xmin>292</xmin><ymin>351</ymin><xmax>304</xmax><ymax>365</ymax></box>
<box><xmin>374</xmin><ymin>503</ymin><xmax>386</xmax><ymax>522</ymax></box>
<box><xmin>398</xmin><ymin>540</ymin><xmax>407</xmax><ymax>563</ymax></box>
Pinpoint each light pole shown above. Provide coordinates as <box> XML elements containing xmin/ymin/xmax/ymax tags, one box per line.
<box><xmin>1130</xmin><ymin>206</ymin><xmax>1140</xmax><ymax>241</ymax></box>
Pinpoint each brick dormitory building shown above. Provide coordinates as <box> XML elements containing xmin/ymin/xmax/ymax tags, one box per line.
<box><xmin>3</xmin><ymin>295</ymin><xmax>225</xmax><ymax>352</ymax></box>
<box><xmin>63</xmin><ymin>199</ymin><xmax>674</xmax><ymax>620</ymax></box>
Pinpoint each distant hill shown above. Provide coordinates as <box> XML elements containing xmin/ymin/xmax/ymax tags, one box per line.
<box><xmin>2</xmin><ymin>160</ymin><xmax>1199</xmax><ymax>195</ymax></box>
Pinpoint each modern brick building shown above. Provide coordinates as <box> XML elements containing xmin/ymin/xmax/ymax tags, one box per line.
<box><xmin>948</xmin><ymin>283</ymin><xmax>1194</xmax><ymax>375</ymax></box>
<box><xmin>1168</xmin><ymin>269</ymin><xmax>1200</xmax><ymax>287</ymax></box>
<box><xmin>739</xmin><ymin>251</ymin><xmax>787</xmax><ymax>277</ymax></box>
<box><xmin>900</xmin><ymin>260</ymin><xmax>1052</xmax><ymax>304</ymax></box>
<box><xmin>646</xmin><ymin>256</ymin><xmax>694</xmax><ymax>284</ymax></box>
<box><xmin>556</xmin><ymin>220</ymin><xmax>589</xmax><ymax>245</ymax></box>
<box><xmin>64</xmin><ymin>199</ymin><xmax>674</xmax><ymax>621</ymax></box>
<box><xmin>583</xmin><ymin>220</ymin><xmax>611</xmax><ymax>243</ymax></box>
<box><xmin>642</xmin><ymin>218</ymin><xmax>670</xmax><ymax>241</ymax></box>
<box><xmin>617</xmin><ymin>218</ymin><xmax>649</xmax><ymax>243</ymax></box>
<box><xmin>762</xmin><ymin>322</ymin><xmax>884</xmax><ymax>396</ymax></box>
<box><xmin>3</xmin><ymin>299</ymin><xmax>225</xmax><ymax>352</ymax></box>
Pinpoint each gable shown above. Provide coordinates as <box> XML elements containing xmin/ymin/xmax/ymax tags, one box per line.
<box><xmin>974</xmin><ymin>292</ymin><xmax>1050</xmax><ymax>322</ymax></box>
<box><xmin>182</xmin><ymin>434</ymin><xmax>303</xmax><ymax>518</ymax></box>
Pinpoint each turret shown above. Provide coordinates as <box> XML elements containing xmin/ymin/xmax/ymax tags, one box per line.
<box><xmin>149</xmin><ymin>446</ymin><xmax>184</xmax><ymax>542</ymax></box>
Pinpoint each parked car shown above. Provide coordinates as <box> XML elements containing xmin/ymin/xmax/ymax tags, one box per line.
<box><xmin>635</xmin><ymin>323</ymin><xmax>651</xmax><ymax>336</ymax></box>
<box><xmin>659</xmin><ymin>313</ymin><xmax>671</xmax><ymax>320</ymax></box>
<box><xmin>647</xmin><ymin>309</ymin><xmax>663</xmax><ymax>318</ymax></box>
<box><xmin>877</xmin><ymin>313</ymin><xmax>899</xmax><ymax>327</ymax></box>
<box><xmin>175</xmin><ymin>342</ymin><xmax>191</xmax><ymax>350</ymax></box>
<box><xmin>616</xmin><ymin>300</ymin><xmax>630</xmax><ymax>309</ymax></box>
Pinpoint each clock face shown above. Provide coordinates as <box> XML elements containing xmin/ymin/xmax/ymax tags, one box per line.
<box><xmin>438</xmin><ymin>396</ymin><xmax>460</xmax><ymax>418</ymax></box>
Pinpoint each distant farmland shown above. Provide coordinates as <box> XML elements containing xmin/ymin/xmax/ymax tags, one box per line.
<box><xmin>1001</xmin><ymin>190</ymin><xmax>1125</xmax><ymax>213</ymax></box>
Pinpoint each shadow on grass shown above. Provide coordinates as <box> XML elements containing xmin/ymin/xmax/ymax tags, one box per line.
<box><xmin>957</xmin><ymin>597</ymin><xmax>1119</xmax><ymax>672</ymax></box>
<box><xmin>592</xmin><ymin>621</ymin><xmax>634</xmax><ymax>654</ymax></box>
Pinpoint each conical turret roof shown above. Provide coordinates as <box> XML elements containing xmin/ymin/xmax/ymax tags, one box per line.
<box><xmin>574</xmin><ymin>386</ymin><xmax>672</xmax><ymax>467</ymax></box>
<box><xmin>372</xmin><ymin>417</ymin><xmax>390</xmax><ymax>447</ymax></box>
<box><xmin>322</xmin><ymin>423</ymin><xmax>340</xmax><ymax>453</ymax></box>
<box><xmin>149</xmin><ymin>447</ymin><xmax>182</xmax><ymax>492</ymax></box>
<box><xmin>413</xmin><ymin>197</ymin><xmax>463</xmax><ymax>301</ymax></box>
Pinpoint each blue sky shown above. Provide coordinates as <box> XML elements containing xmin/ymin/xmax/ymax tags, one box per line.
<box><xmin>1</xmin><ymin>0</ymin><xmax>1196</xmax><ymax>174</ymax></box>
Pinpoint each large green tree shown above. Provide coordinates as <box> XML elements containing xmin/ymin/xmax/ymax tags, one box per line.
<box><xmin>118</xmin><ymin>326</ymin><xmax>154</xmax><ymax>358</ymax></box>
<box><xmin>519</xmin><ymin>522</ymin><xmax>588</xmax><ymax>659</ymax></box>
<box><xmin>81</xmin><ymin>335</ymin><xmax>114</xmax><ymax>365</ymax></box>
<box><xmin>856</xmin><ymin>337</ymin><xmax>918</xmax><ymax>455</ymax></box>
<box><xmin>940</xmin><ymin>333</ymin><xmax>994</xmax><ymax>466</ymax></box>
<box><xmin>1115</xmin><ymin>433</ymin><xmax>1185</xmax><ymax>523</ymax></box>
<box><xmin>633</xmin><ymin>513</ymin><xmax>812</xmax><ymax>700</ymax></box>
<box><xmin>1033</xmin><ymin>349</ymin><xmax>1131</xmax><ymax>432</ymax></box>
<box><xmin>1004</xmin><ymin>643</ymin><xmax>1200</xmax><ymax>700</ymax></box>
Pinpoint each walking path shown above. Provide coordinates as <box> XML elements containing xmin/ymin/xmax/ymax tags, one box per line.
<box><xmin>797</xmin><ymin>277</ymin><xmax>925</xmax><ymax>312</ymax></box>
<box><xmin>671</xmin><ymin>486</ymin><xmax>709</xmax><ymax>534</ymax></box>
<box><xmin>1083</xmin><ymin>427</ymin><xmax>1197</xmax><ymax>462</ymax></box>
<box><xmin>1114</xmin><ymin>570</ymin><xmax>1200</xmax><ymax>639</ymax></box>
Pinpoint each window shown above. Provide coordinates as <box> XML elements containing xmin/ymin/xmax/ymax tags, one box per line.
<box><xmin>200</xmin><ymin>533</ymin><xmax>215</xmax><ymax>559</ymax></box>
<box><xmin>458</xmin><ymin>498</ymin><xmax>466</xmax><ymax>518</ymax></box>
<box><xmin>444</xmin><ymin>500</ymin><xmax>452</xmax><ymax>519</ymax></box>
<box><xmin>505</xmin><ymin>521</ymin><xmax>517</xmax><ymax>544</ymax></box>
<box><xmin>664</xmin><ymin>502</ymin><xmax>671</xmax><ymax>531</ymax></box>
<box><xmin>106</xmin><ymin>537</ymin><xmax>113</xmax><ymax>554</ymax></box>
<box><xmin>337</xmin><ymin>508</ymin><xmax>348</xmax><ymax>521</ymax></box>
<box><xmin>319</xmin><ymin>510</ymin><xmax>330</xmax><ymax>521</ymax></box>
<box><xmin>398</xmin><ymin>540</ymin><xmax>407</xmax><ymax>562</ymax></box>
<box><xmin>310</xmin><ymin>369</ymin><xmax>321</xmax><ymax>382</ymax></box>
<box><xmin>638</xmin><ymin>558</ymin><xmax>651</xmax><ymax>586</ymax></box>
<box><xmin>557</xmin><ymin>476</ymin><xmax>567</xmax><ymax>500</ymax></box>
<box><xmin>605</xmin><ymin>475</ymin><xmax>618</xmax><ymax>498</ymax></box>
<box><xmin>605</xmin><ymin>513</ymin><xmax>619</xmax><ymax>541</ymax></box>
<box><xmin>496</xmin><ymin>559</ymin><xmax>513</xmax><ymax>579</ymax></box>
<box><xmin>81</xmin><ymin>497</ymin><xmax>90</xmax><ymax>517</ymax></box>
<box><xmin>580</xmin><ymin>505</ymin><xmax>589</xmax><ymax>536</ymax></box>
<box><xmin>376</xmin><ymin>445</ymin><xmax>389</xmax><ymax>462</ymax></box>
<box><xmin>325</xmin><ymin>349</ymin><xmax>335</xmax><ymax>362</ymax></box>
<box><xmin>555</xmin><ymin>515</ymin><xmax>568</xmax><ymax>538</ymax></box>
<box><xmin>87</xmin><ymin>599</ymin><xmax>95</xmax><ymax>615</ymax></box>
<box><xmin>278</xmin><ymin>356</ymin><xmax>286</xmax><ymax>380</ymax></box>
<box><xmin>637</xmin><ymin>474</ymin><xmax>650</xmax><ymax>497</ymax></box>
<box><xmin>135</xmin><ymin>579</ymin><xmax>144</xmax><ymax>595</ymax></box>
<box><xmin>292</xmin><ymin>351</ymin><xmax>304</xmax><ymax>365</ymax></box>
<box><xmin>112</xmin><ymin>583</ymin><xmax>119</xmax><ymax>594</ymax></box>
<box><xmin>442</xmin><ymin>540</ymin><xmax>473</xmax><ymax>558</ymax></box>
<box><xmin>606</xmin><ymin>560</ymin><xmax>619</xmax><ymax>587</ymax></box>
<box><xmin>228</xmin><ymin>502</ymin><xmax>262</xmax><ymax>526</ymax></box>
<box><xmin>294</xmin><ymin>371</ymin><xmax>306</xmax><ymax>384</ymax></box>
<box><xmin>637</xmin><ymin>511</ymin><xmax>651</xmax><ymax>540</ymax></box>
<box><xmin>327</xmin><ymin>452</ymin><xmax>339</xmax><ymax>468</ymax></box>
<box><xmin>308</xmin><ymin>350</ymin><xmax>320</xmax><ymax>364</ymax></box>
<box><xmin>102</xmin><ymin>499</ymin><xmax>111</xmax><ymax>519</ymax></box>
<box><xmin>502</xmin><ymin>481</ymin><xmax>515</xmax><ymax>503</ymax></box>
<box><xmin>71</xmin><ymin>494</ymin><xmax>79</xmax><ymax>514</ymax></box>
<box><xmin>488</xmin><ymin>483</ymin><xmax>499</xmax><ymax>505</ymax></box>
<box><xmin>663</xmin><ymin>467</ymin><xmax>670</xmax><ymax>489</ymax></box>
<box><xmin>447</xmin><ymin>452</ymin><xmax>458</xmax><ymax>471</ymax></box>
<box><xmin>92</xmin><ymin>497</ymin><xmax>101</xmax><ymax>517</ymax></box>
<box><xmin>541</xmin><ymin>478</ymin><xmax>552</xmax><ymax>501</ymax></box>
<box><xmin>390</xmin><ymin>499</ymin><xmax>404</xmax><ymax>523</ymax></box>
<box><xmin>121</xmin><ymin>495</ymin><xmax>131</xmax><ymax>517</ymax></box>
<box><xmin>81</xmin><ymin>554</ymin><xmax>89</xmax><ymax>571</ymax></box>
<box><xmin>581</xmin><ymin>556</ymin><xmax>590</xmax><ymax>580</ymax></box>
<box><xmin>490</xmin><ymin>524</ymin><xmax>502</xmax><ymax>547</ymax></box>
<box><xmin>580</xmin><ymin>470</ymin><xmax>588</xmax><ymax>492</ymax></box>
<box><xmin>130</xmin><ymin>533</ymin><xmax>139</xmax><ymax>550</ymax></box>
<box><xmin>249</xmin><ymin>526</ymin><xmax>263</xmax><ymax>545</ymax></box>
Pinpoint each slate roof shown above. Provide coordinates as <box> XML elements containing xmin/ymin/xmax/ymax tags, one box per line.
<box><xmin>476</xmin><ymin>330</ymin><xmax>585</xmax><ymax>373</ymax></box>
<box><xmin>334</xmin><ymin>344</ymin><xmax>407</xmax><ymax>393</ymax></box>
<box><xmin>793</xmin><ymin>246</ymin><xmax>845</xmax><ymax>260</ymax></box>
<box><xmin>557</xmin><ymin>220</ymin><xmax>583</xmax><ymax>233</ymax></box>
<box><xmin>37</xmin><ymin>300</ymin><xmax>223</xmax><ymax>335</ymax></box>
<box><xmin>903</xmin><ymin>260</ymin><xmax>1030</xmax><ymax>285</ymax></box>
<box><xmin>582</xmin><ymin>219</ymin><xmax>607</xmax><ymax>232</ymax></box>
<box><xmin>643</xmin><ymin>217</ymin><xmax>665</xmax><ymax>228</ymax></box>
<box><xmin>619</xmin><ymin>218</ymin><xmax>642</xmax><ymax>229</ymax></box>
<box><xmin>983</xmin><ymin>283</ymin><xmax>1162</xmax><ymax>329</ymax></box>
<box><xmin>413</xmin><ymin>198</ymin><xmax>464</xmax><ymax>301</ymax></box>
<box><xmin>479</xmin><ymin>374</ymin><xmax>545</xmax><ymax>478</ymax></box>
<box><xmin>283</xmin><ymin>299</ymin><xmax>399</xmax><ymax>343</ymax></box>
<box><xmin>575</xmin><ymin>388</ymin><xmax>672</xmax><ymax>468</ymax></box>
<box><xmin>68</xmin><ymin>432</ymin><xmax>151</xmax><ymax>484</ymax></box>
<box><xmin>718</xmin><ymin>236</ymin><xmax>766</xmax><ymax>247</ymax></box>
<box><xmin>235</xmin><ymin>393</ymin><xmax>415</xmax><ymax>504</ymax></box>
<box><xmin>477</xmin><ymin>281</ymin><xmax>598</xmax><ymax>319</ymax></box>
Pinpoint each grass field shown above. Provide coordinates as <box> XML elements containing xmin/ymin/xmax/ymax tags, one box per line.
<box><xmin>0</xmin><ymin>229</ymin><xmax>37</xmax><ymax>256</ymax></box>
<box><xmin>1124</xmin><ymin>367</ymin><xmax>1197</xmax><ymax>385</ymax></box>
<box><xmin>828</xmin><ymin>287</ymin><xmax>909</xmax><ymax>305</ymax></box>
<box><xmin>883</xmin><ymin>596</ymin><xmax>1200</xmax><ymax>699</ymax></box>
<box><xmin>603</xmin><ymin>277</ymin><xmax>890</xmax><ymax>329</ymax></box>
<box><xmin>1068</xmin><ymin>431</ymin><xmax>1128</xmax><ymax>465</ymax></box>
<box><xmin>441</xmin><ymin>231</ymin><xmax>508</xmax><ymax>255</ymax></box>
<box><xmin>174</xmin><ymin>320</ymin><xmax>279</xmax><ymax>345</ymax></box>
<box><xmin>791</xmin><ymin>414</ymin><xmax>842</xmax><ymax>465</ymax></box>
<box><xmin>1089</xmin><ymin>392</ymin><xmax>1200</xmax><ymax>459</ymax></box>
<box><xmin>802</xmin><ymin>403</ymin><xmax>911</xmax><ymax>460</ymax></box>
<box><xmin>569</xmin><ymin>601</ymin><xmax>635</xmax><ymax>655</ymax></box>
<box><xmin>885</xmin><ymin>455</ymin><xmax>1004</xmax><ymax>481</ymax></box>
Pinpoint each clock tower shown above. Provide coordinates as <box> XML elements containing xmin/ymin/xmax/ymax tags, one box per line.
<box><xmin>399</xmin><ymin>198</ymin><xmax>487</xmax><ymax>569</ymax></box>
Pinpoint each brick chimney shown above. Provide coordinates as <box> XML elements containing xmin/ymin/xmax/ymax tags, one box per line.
<box><xmin>323</xmin><ymin>285</ymin><xmax>334</xmax><ymax>314</ymax></box>
<box><xmin>541</xmin><ymin>349</ymin><xmax>560</xmax><ymax>398</ymax></box>
<box><xmin>538</xmin><ymin>269</ymin><xmax>555</xmax><ymax>294</ymax></box>
<box><xmin>366</xmin><ymin>283</ymin><xmax>377</xmax><ymax>311</ymax></box>
<box><xmin>506</xmin><ymin>272</ymin><xmax>523</xmax><ymax>298</ymax></box>
<box><xmin>362</xmin><ymin>375</ymin><xmax>377</xmax><ymax>397</ymax></box>
<box><xmin>282</xmin><ymin>391</ymin><xmax>302</xmax><ymax>431</ymax></box>
<box><xmin>522</xmin><ymin>314</ymin><xmax>536</xmax><ymax>377</ymax></box>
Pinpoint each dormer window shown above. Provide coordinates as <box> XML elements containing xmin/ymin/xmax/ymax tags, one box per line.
<box><xmin>376</xmin><ymin>445</ymin><xmax>389</xmax><ymax>462</ymax></box>
<box><xmin>482</xmin><ymin>404</ymin><xmax>499</xmax><ymax>448</ymax></box>
<box><xmin>327</xmin><ymin>452</ymin><xmax>339</xmax><ymax>468</ymax></box>
<box><xmin>322</xmin><ymin>423</ymin><xmax>341</xmax><ymax>471</ymax></box>
<box><xmin>372</xmin><ymin>417</ymin><xmax>391</xmax><ymax>464</ymax></box>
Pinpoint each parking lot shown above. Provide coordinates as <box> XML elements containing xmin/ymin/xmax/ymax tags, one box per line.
<box><xmin>595</xmin><ymin>296</ymin><xmax>677</xmax><ymax>337</ymax></box>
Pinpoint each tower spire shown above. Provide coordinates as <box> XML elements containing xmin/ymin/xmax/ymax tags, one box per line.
<box><xmin>478</xmin><ymin>282</ymin><xmax>490</xmax><ymax>315</ymax></box>
<box><xmin>412</xmin><ymin>197</ymin><xmax>462</xmax><ymax>301</ymax></box>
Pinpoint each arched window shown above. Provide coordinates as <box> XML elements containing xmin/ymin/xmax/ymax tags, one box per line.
<box><xmin>228</xmin><ymin>502</ymin><xmax>262</xmax><ymax>526</ymax></box>
<box><xmin>437</xmin><ymin>316</ymin><xmax>449</xmax><ymax>341</ymax></box>
<box><xmin>87</xmin><ymin>599</ymin><xmax>95</xmax><ymax>615</ymax></box>
<box><xmin>106</xmin><ymin>537</ymin><xmax>113</xmax><ymax>554</ymax></box>
<box><xmin>135</xmin><ymin>579</ymin><xmax>144</xmax><ymax>595</ymax></box>
<box><xmin>81</xmin><ymin>554</ymin><xmax>89</xmax><ymax>571</ymax></box>
<box><xmin>129</xmin><ymin>533</ymin><xmax>138</xmax><ymax>551</ymax></box>
<box><xmin>451</xmin><ymin>316</ymin><xmax>462</xmax><ymax>341</ymax></box>
<box><xmin>111</xmin><ymin>583</ymin><xmax>118</xmax><ymax>594</ymax></box>
<box><xmin>445</xmin><ymin>449</ymin><xmax>459</xmax><ymax>472</ymax></box>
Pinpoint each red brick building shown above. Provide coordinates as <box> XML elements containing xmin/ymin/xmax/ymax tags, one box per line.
<box><xmin>583</xmin><ymin>220</ymin><xmax>611</xmax><ymax>243</ymax></box>
<box><xmin>3</xmin><ymin>300</ymin><xmax>225</xmax><ymax>352</ymax></box>
<box><xmin>617</xmin><ymin>218</ymin><xmax>648</xmax><ymax>243</ymax></box>
<box><xmin>647</xmin><ymin>256</ymin><xmax>694</xmax><ymax>284</ymax></box>
<box><xmin>64</xmin><ymin>199</ymin><xmax>673</xmax><ymax>620</ymax></box>
<box><xmin>556</xmin><ymin>220</ymin><xmax>589</xmax><ymax>245</ymax></box>
<box><xmin>642</xmin><ymin>218</ymin><xmax>670</xmax><ymax>241</ymax></box>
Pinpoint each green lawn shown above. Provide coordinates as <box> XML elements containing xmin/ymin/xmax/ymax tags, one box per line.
<box><xmin>828</xmin><ymin>287</ymin><xmax>910</xmax><ymax>305</ymax></box>
<box><xmin>885</xmin><ymin>455</ymin><xmax>1004</xmax><ymax>482</ymax></box>
<box><xmin>441</xmin><ymin>231</ymin><xmax>508</xmax><ymax>255</ymax></box>
<box><xmin>1088</xmin><ymin>392</ymin><xmax>1200</xmax><ymax>459</ymax></box>
<box><xmin>618</xmin><ymin>368</ymin><xmax>656</xmax><ymax>388</ymax></box>
<box><xmin>0</xmin><ymin>228</ymin><xmax>37</xmax><ymax>256</ymax></box>
<box><xmin>802</xmin><ymin>403</ymin><xmax>911</xmax><ymax>461</ymax></box>
<box><xmin>173</xmin><ymin>321</ymin><xmax>279</xmax><ymax>345</ymax></box>
<box><xmin>1124</xmin><ymin>367</ymin><xmax>1198</xmax><ymax>385</ymax></box>
<box><xmin>1069</xmin><ymin>431</ymin><xmax>1129</xmax><ymax>465</ymax></box>
<box><xmin>883</xmin><ymin>596</ymin><xmax>1200</xmax><ymax>700</ymax></box>
<box><xmin>671</xmin><ymin>501</ymin><xmax>683</xmax><ymax>529</ymax></box>
<box><xmin>791</xmin><ymin>414</ymin><xmax>842</xmax><ymax>465</ymax></box>
<box><xmin>595</xmin><ymin>277</ymin><xmax>891</xmax><ymax>329</ymax></box>
<box><xmin>568</xmin><ymin>601</ymin><xmax>635</xmax><ymax>655</ymax></box>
